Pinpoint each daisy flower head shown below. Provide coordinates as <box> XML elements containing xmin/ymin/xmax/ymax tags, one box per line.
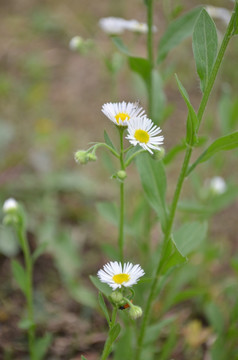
<box><xmin>97</xmin><ymin>261</ymin><xmax>145</xmax><ymax>290</ymax></box>
<box><xmin>99</xmin><ymin>17</ymin><xmax>128</xmax><ymax>35</ymax></box>
<box><xmin>101</xmin><ymin>101</ymin><xmax>146</xmax><ymax>127</ymax></box>
<box><xmin>126</xmin><ymin>116</ymin><xmax>164</xmax><ymax>154</ymax></box>
<box><xmin>209</xmin><ymin>176</ymin><xmax>227</xmax><ymax>195</ymax></box>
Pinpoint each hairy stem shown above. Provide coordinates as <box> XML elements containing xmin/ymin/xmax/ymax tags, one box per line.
<box><xmin>118</xmin><ymin>128</ymin><xmax>125</xmax><ymax>263</ymax></box>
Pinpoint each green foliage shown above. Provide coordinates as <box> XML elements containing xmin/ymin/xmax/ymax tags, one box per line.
<box><xmin>98</xmin><ymin>292</ymin><xmax>110</xmax><ymax>325</ymax></box>
<box><xmin>90</xmin><ymin>275</ymin><xmax>112</xmax><ymax>297</ymax></box>
<box><xmin>101</xmin><ymin>323</ymin><xmax>121</xmax><ymax>360</ymax></box>
<box><xmin>128</xmin><ymin>57</ymin><xmax>151</xmax><ymax>86</ymax></box>
<box><xmin>173</xmin><ymin>221</ymin><xmax>208</xmax><ymax>256</ymax></box>
<box><xmin>34</xmin><ymin>333</ymin><xmax>52</xmax><ymax>360</ymax></box>
<box><xmin>11</xmin><ymin>259</ymin><xmax>27</xmax><ymax>295</ymax></box>
<box><xmin>157</xmin><ymin>7</ymin><xmax>202</xmax><ymax>63</ymax></box>
<box><xmin>175</xmin><ymin>74</ymin><xmax>198</xmax><ymax>144</ymax></box>
<box><xmin>188</xmin><ymin>131</ymin><xmax>238</xmax><ymax>175</ymax></box>
<box><xmin>136</xmin><ymin>153</ymin><xmax>168</xmax><ymax>231</ymax></box>
<box><xmin>192</xmin><ymin>9</ymin><xmax>218</xmax><ymax>92</ymax></box>
<box><xmin>160</xmin><ymin>237</ymin><xmax>187</xmax><ymax>274</ymax></box>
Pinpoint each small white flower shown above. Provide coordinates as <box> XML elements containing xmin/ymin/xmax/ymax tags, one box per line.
<box><xmin>3</xmin><ymin>198</ymin><xmax>18</xmax><ymax>213</ymax></box>
<box><xmin>101</xmin><ymin>101</ymin><xmax>146</xmax><ymax>126</ymax></box>
<box><xmin>125</xmin><ymin>20</ymin><xmax>157</xmax><ymax>34</ymax></box>
<box><xmin>209</xmin><ymin>176</ymin><xmax>227</xmax><ymax>195</ymax></box>
<box><xmin>69</xmin><ymin>36</ymin><xmax>84</xmax><ymax>51</ymax></box>
<box><xmin>97</xmin><ymin>261</ymin><xmax>145</xmax><ymax>290</ymax></box>
<box><xmin>126</xmin><ymin>117</ymin><xmax>164</xmax><ymax>154</ymax></box>
<box><xmin>99</xmin><ymin>17</ymin><xmax>128</xmax><ymax>35</ymax></box>
<box><xmin>205</xmin><ymin>6</ymin><xmax>231</xmax><ymax>25</ymax></box>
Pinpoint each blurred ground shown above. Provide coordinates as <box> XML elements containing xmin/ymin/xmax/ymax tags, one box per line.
<box><xmin>0</xmin><ymin>0</ymin><xmax>237</xmax><ymax>359</ymax></box>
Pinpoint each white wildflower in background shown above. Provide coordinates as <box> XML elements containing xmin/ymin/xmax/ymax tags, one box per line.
<box><xmin>125</xmin><ymin>20</ymin><xmax>157</xmax><ymax>34</ymax></box>
<box><xmin>69</xmin><ymin>36</ymin><xmax>84</xmax><ymax>51</ymax></box>
<box><xmin>3</xmin><ymin>198</ymin><xmax>18</xmax><ymax>213</ymax></box>
<box><xmin>101</xmin><ymin>101</ymin><xmax>145</xmax><ymax>126</ymax></box>
<box><xmin>209</xmin><ymin>176</ymin><xmax>227</xmax><ymax>195</ymax></box>
<box><xmin>97</xmin><ymin>261</ymin><xmax>145</xmax><ymax>290</ymax></box>
<box><xmin>99</xmin><ymin>17</ymin><xmax>128</xmax><ymax>35</ymax></box>
<box><xmin>205</xmin><ymin>6</ymin><xmax>231</xmax><ymax>25</ymax></box>
<box><xmin>126</xmin><ymin>117</ymin><xmax>164</xmax><ymax>154</ymax></box>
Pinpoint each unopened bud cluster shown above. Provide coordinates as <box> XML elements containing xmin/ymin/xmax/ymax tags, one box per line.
<box><xmin>2</xmin><ymin>198</ymin><xmax>22</xmax><ymax>226</ymax></box>
<box><xmin>74</xmin><ymin>150</ymin><xmax>97</xmax><ymax>165</ymax></box>
<box><xmin>69</xmin><ymin>36</ymin><xmax>94</xmax><ymax>54</ymax></box>
<box><xmin>109</xmin><ymin>291</ymin><xmax>143</xmax><ymax>320</ymax></box>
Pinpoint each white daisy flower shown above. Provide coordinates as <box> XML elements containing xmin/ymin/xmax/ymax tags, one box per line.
<box><xmin>3</xmin><ymin>198</ymin><xmax>18</xmax><ymax>213</ymax></box>
<box><xmin>126</xmin><ymin>116</ymin><xmax>164</xmax><ymax>154</ymax></box>
<box><xmin>125</xmin><ymin>20</ymin><xmax>157</xmax><ymax>34</ymax></box>
<box><xmin>101</xmin><ymin>101</ymin><xmax>146</xmax><ymax>127</ymax></box>
<box><xmin>209</xmin><ymin>176</ymin><xmax>227</xmax><ymax>195</ymax></box>
<box><xmin>99</xmin><ymin>17</ymin><xmax>128</xmax><ymax>35</ymax></box>
<box><xmin>97</xmin><ymin>261</ymin><xmax>145</xmax><ymax>290</ymax></box>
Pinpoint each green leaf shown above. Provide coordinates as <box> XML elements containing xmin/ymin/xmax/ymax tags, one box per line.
<box><xmin>157</xmin><ymin>7</ymin><xmax>202</xmax><ymax>63</ymax></box>
<box><xmin>112</xmin><ymin>37</ymin><xmax>131</xmax><ymax>56</ymax></box>
<box><xmin>34</xmin><ymin>333</ymin><xmax>52</xmax><ymax>360</ymax></box>
<box><xmin>161</xmin><ymin>237</ymin><xmax>187</xmax><ymax>274</ymax></box>
<box><xmin>101</xmin><ymin>323</ymin><xmax>121</xmax><ymax>359</ymax></box>
<box><xmin>192</xmin><ymin>9</ymin><xmax>218</xmax><ymax>92</ymax></box>
<box><xmin>114</xmin><ymin>326</ymin><xmax>133</xmax><ymax>360</ymax></box>
<box><xmin>98</xmin><ymin>292</ymin><xmax>110</xmax><ymax>325</ymax></box>
<box><xmin>205</xmin><ymin>302</ymin><xmax>224</xmax><ymax>334</ymax></box>
<box><xmin>125</xmin><ymin>144</ymin><xmax>142</xmax><ymax>164</ymax></box>
<box><xmin>173</xmin><ymin>221</ymin><xmax>208</xmax><ymax>256</ymax></box>
<box><xmin>104</xmin><ymin>130</ymin><xmax>117</xmax><ymax>151</ymax></box>
<box><xmin>187</xmin><ymin>132</ymin><xmax>238</xmax><ymax>175</ymax></box>
<box><xmin>136</xmin><ymin>153</ymin><xmax>168</xmax><ymax>231</ymax></box>
<box><xmin>18</xmin><ymin>318</ymin><xmax>35</xmax><ymax>330</ymax></box>
<box><xmin>32</xmin><ymin>242</ymin><xmax>48</xmax><ymax>263</ymax></box>
<box><xmin>81</xmin><ymin>356</ymin><xmax>87</xmax><ymax>360</ymax></box>
<box><xmin>175</xmin><ymin>74</ymin><xmax>198</xmax><ymax>144</ymax></box>
<box><xmin>90</xmin><ymin>275</ymin><xmax>112</xmax><ymax>297</ymax></box>
<box><xmin>144</xmin><ymin>316</ymin><xmax>176</xmax><ymax>345</ymax></box>
<box><xmin>11</xmin><ymin>259</ymin><xmax>27</xmax><ymax>294</ymax></box>
<box><xmin>128</xmin><ymin>57</ymin><xmax>151</xmax><ymax>86</ymax></box>
<box><xmin>151</xmin><ymin>69</ymin><xmax>166</xmax><ymax>124</ymax></box>
<box><xmin>96</xmin><ymin>202</ymin><xmax>118</xmax><ymax>226</ymax></box>
<box><xmin>0</xmin><ymin>226</ymin><xmax>19</xmax><ymax>257</ymax></box>
<box><xmin>163</xmin><ymin>143</ymin><xmax>186</xmax><ymax>165</ymax></box>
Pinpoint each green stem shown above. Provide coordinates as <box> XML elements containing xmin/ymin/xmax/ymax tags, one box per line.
<box><xmin>89</xmin><ymin>143</ymin><xmax>120</xmax><ymax>158</ymax></box>
<box><xmin>17</xmin><ymin>227</ymin><xmax>35</xmax><ymax>360</ymax></box>
<box><xmin>135</xmin><ymin>7</ymin><xmax>237</xmax><ymax>360</ymax></box>
<box><xmin>100</xmin><ymin>307</ymin><xmax>118</xmax><ymax>360</ymax></box>
<box><xmin>146</xmin><ymin>0</ymin><xmax>154</xmax><ymax>117</ymax></box>
<box><xmin>118</xmin><ymin>128</ymin><xmax>125</xmax><ymax>263</ymax></box>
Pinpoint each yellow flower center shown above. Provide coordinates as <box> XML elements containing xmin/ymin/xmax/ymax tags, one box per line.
<box><xmin>115</xmin><ymin>112</ymin><xmax>130</xmax><ymax>124</ymax></box>
<box><xmin>113</xmin><ymin>273</ymin><xmax>130</xmax><ymax>284</ymax></box>
<box><xmin>134</xmin><ymin>129</ymin><xmax>149</xmax><ymax>143</ymax></box>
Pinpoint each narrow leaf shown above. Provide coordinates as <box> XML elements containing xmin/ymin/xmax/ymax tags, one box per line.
<box><xmin>112</xmin><ymin>37</ymin><xmax>131</xmax><ymax>56</ymax></box>
<box><xmin>157</xmin><ymin>7</ymin><xmax>202</xmax><ymax>63</ymax></box>
<box><xmin>173</xmin><ymin>221</ymin><xmax>208</xmax><ymax>256</ymax></box>
<box><xmin>34</xmin><ymin>333</ymin><xmax>52</xmax><ymax>360</ymax></box>
<box><xmin>101</xmin><ymin>323</ymin><xmax>121</xmax><ymax>359</ymax></box>
<box><xmin>192</xmin><ymin>9</ymin><xmax>218</xmax><ymax>92</ymax></box>
<box><xmin>128</xmin><ymin>57</ymin><xmax>151</xmax><ymax>86</ymax></box>
<box><xmin>90</xmin><ymin>275</ymin><xmax>111</xmax><ymax>297</ymax></box>
<box><xmin>104</xmin><ymin>130</ymin><xmax>116</xmax><ymax>151</ymax></box>
<box><xmin>136</xmin><ymin>153</ymin><xmax>168</xmax><ymax>231</ymax></box>
<box><xmin>161</xmin><ymin>237</ymin><xmax>187</xmax><ymax>274</ymax></box>
<box><xmin>151</xmin><ymin>69</ymin><xmax>166</xmax><ymax>124</ymax></box>
<box><xmin>187</xmin><ymin>131</ymin><xmax>238</xmax><ymax>175</ymax></box>
<box><xmin>81</xmin><ymin>357</ymin><xmax>87</xmax><ymax>360</ymax></box>
<box><xmin>11</xmin><ymin>260</ymin><xmax>27</xmax><ymax>294</ymax></box>
<box><xmin>98</xmin><ymin>292</ymin><xmax>110</xmax><ymax>325</ymax></box>
<box><xmin>32</xmin><ymin>242</ymin><xmax>48</xmax><ymax>263</ymax></box>
<box><xmin>175</xmin><ymin>74</ymin><xmax>198</xmax><ymax>144</ymax></box>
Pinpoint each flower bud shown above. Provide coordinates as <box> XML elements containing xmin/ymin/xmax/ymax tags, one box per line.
<box><xmin>74</xmin><ymin>150</ymin><xmax>88</xmax><ymax>165</ymax></box>
<box><xmin>109</xmin><ymin>291</ymin><xmax>124</xmax><ymax>305</ymax></box>
<box><xmin>151</xmin><ymin>147</ymin><xmax>165</xmax><ymax>161</ymax></box>
<box><xmin>117</xmin><ymin>170</ymin><xmax>127</xmax><ymax>181</ymax></box>
<box><xmin>129</xmin><ymin>305</ymin><xmax>143</xmax><ymax>320</ymax></box>
<box><xmin>87</xmin><ymin>153</ymin><xmax>97</xmax><ymax>162</ymax></box>
<box><xmin>3</xmin><ymin>198</ymin><xmax>18</xmax><ymax>214</ymax></box>
<box><xmin>69</xmin><ymin>36</ymin><xmax>84</xmax><ymax>51</ymax></box>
